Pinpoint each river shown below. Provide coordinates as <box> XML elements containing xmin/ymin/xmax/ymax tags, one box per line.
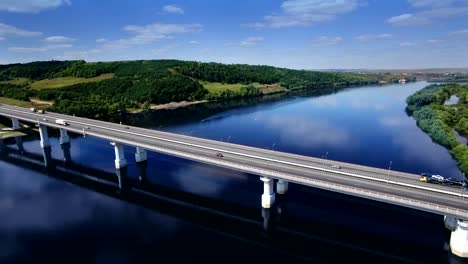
<box><xmin>0</xmin><ymin>81</ymin><xmax>463</xmax><ymax>263</ymax></box>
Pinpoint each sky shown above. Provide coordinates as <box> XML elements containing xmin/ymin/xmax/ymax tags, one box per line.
<box><xmin>0</xmin><ymin>0</ymin><xmax>468</xmax><ymax>69</ymax></box>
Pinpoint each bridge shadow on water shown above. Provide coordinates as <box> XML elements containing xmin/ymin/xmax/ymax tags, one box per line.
<box><xmin>0</xmin><ymin>144</ymin><xmax>465</xmax><ymax>264</ymax></box>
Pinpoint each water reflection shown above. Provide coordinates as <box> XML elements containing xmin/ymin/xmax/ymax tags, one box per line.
<box><xmin>15</xmin><ymin>136</ymin><xmax>23</xmax><ymax>153</ymax></box>
<box><xmin>61</xmin><ymin>142</ymin><xmax>72</xmax><ymax>164</ymax></box>
<box><xmin>41</xmin><ymin>146</ymin><xmax>52</xmax><ymax>168</ymax></box>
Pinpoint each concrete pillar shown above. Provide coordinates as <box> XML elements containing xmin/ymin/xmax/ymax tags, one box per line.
<box><xmin>38</xmin><ymin>125</ymin><xmax>50</xmax><ymax>148</ymax></box>
<box><xmin>111</xmin><ymin>142</ymin><xmax>127</xmax><ymax>169</ymax></box>
<box><xmin>135</xmin><ymin>146</ymin><xmax>147</xmax><ymax>163</ymax></box>
<box><xmin>277</xmin><ymin>179</ymin><xmax>289</xmax><ymax>195</ymax></box>
<box><xmin>11</xmin><ymin>118</ymin><xmax>20</xmax><ymax>130</ymax></box>
<box><xmin>446</xmin><ymin>216</ymin><xmax>458</xmax><ymax>232</ymax></box>
<box><xmin>59</xmin><ymin>129</ymin><xmax>70</xmax><ymax>144</ymax></box>
<box><xmin>450</xmin><ymin>219</ymin><xmax>468</xmax><ymax>258</ymax></box>
<box><xmin>260</xmin><ymin>177</ymin><xmax>275</xmax><ymax>208</ymax></box>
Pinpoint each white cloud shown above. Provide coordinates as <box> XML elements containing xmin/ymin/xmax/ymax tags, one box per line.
<box><xmin>427</xmin><ymin>39</ymin><xmax>443</xmax><ymax>43</ymax></box>
<box><xmin>8</xmin><ymin>44</ymin><xmax>72</xmax><ymax>53</ymax></box>
<box><xmin>101</xmin><ymin>23</ymin><xmax>202</xmax><ymax>49</ymax></box>
<box><xmin>0</xmin><ymin>0</ymin><xmax>71</xmax><ymax>13</ymax></box>
<box><xmin>152</xmin><ymin>44</ymin><xmax>178</xmax><ymax>57</ymax></box>
<box><xmin>0</xmin><ymin>23</ymin><xmax>42</xmax><ymax>38</ymax></box>
<box><xmin>386</xmin><ymin>13</ymin><xmax>430</xmax><ymax>26</ymax></box>
<box><xmin>95</xmin><ymin>38</ymin><xmax>108</xmax><ymax>43</ymax></box>
<box><xmin>310</xmin><ymin>36</ymin><xmax>342</xmax><ymax>47</ymax></box>
<box><xmin>355</xmin><ymin>33</ymin><xmax>394</xmax><ymax>41</ymax></box>
<box><xmin>44</xmin><ymin>36</ymin><xmax>75</xmax><ymax>43</ymax></box>
<box><xmin>448</xmin><ymin>29</ymin><xmax>468</xmax><ymax>38</ymax></box>
<box><xmin>189</xmin><ymin>40</ymin><xmax>200</xmax><ymax>45</ymax></box>
<box><xmin>400</xmin><ymin>42</ymin><xmax>416</xmax><ymax>47</ymax></box>
<box><xmin>266</xmin><ymin>115</ymin><xmax>349</xmax><ymax>148</ymax></box>
<box><xmin>54</xmin><ymin>49</ymin><xmax>101</xmax><ymax>60</ymax></box>
<box><xmin>408</xmin><ymin>0</ymin><xmax>468</xmax><ymax>8</ymax></box>
<box><xmin>247</xmin><ymin>0</ymin><xmax>361</xmax><ymax>28</ymax></box>
<box><xmin>242</xmin><ymin>22</ymin><xmax>266</xmax><ymax>30</ymax></box>
<box><xmin>387</xmin><ymin>6</ymin><xmax>468</xmax><ymax>26</ymax></box>
<box><xmin>240</xmin><ymin>36</ymin><xmax>263</xmax><ymax>47</ymax></box>
<box><xmin>162</xmin><ymin>4</ymin><xmax>184</xmax><ymax>14</ymax></box>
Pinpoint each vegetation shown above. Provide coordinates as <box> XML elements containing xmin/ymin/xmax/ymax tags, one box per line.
<box><xmin>406</xmin><ymin>83</ymin><xmax>468</xmax><ymax>175</ymax></box>
<box><xmin>31</xmin><ymin>73</ymin><xmax>114</xmax><ymax>90</ymax></box>
<box><xmin>0</xmin><ymin>96</ymin><xmax>36</xmax><ymax>108</ymax></box>
<box><xmin>0</xmin><ymin>59</ymin><xmax>405</xmax><ymax>120</ymax></box>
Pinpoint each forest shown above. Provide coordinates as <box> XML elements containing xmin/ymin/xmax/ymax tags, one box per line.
<box><xmin>0</xmin><ymin>60</ymin><xmax>410</xmax><ymax>119</ymax></box>
<box><xmin>406</xmin><ymin>83</ymin><xmax>468</xmax><ymax>175</ymax></box>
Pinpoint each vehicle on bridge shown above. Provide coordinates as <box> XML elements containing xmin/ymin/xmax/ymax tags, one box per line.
<box><xmin>420</xmin><ymin>174</ymin><xmax>445</xmax><ymax>184</ymax></box>
<box><xmin>216</xmin><ymin>152</ymin><xmax>223</xmax><ymax>158</ymax></box>
<box><xmin>55</xmin><ymin>119</ymin><xmax>69</xmax><ymax>126</ymax></box>
<box><xmin>420</xmin><ymin>173</ymin><xmax>466</xmax><ymax>187</ymax></box>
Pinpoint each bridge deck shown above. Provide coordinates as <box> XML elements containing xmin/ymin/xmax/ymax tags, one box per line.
<box><xmin>1</xmin><ymin>104</ymin><xmax>467</xmax><ymax>219</ymax></box>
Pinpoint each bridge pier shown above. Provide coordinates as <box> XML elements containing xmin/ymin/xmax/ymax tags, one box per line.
<box><xmin>446</xmin><ymin>216</ymin><xmax>458</xmax><ymax>232</ymax></box>
<box><xmin>111</xmin><ymin>142</ymin><xmax>127</xmax><ymax>169</ymax></box>
<box><xmin>11</xmin><ymin>118</ymin><xmax>20</xmax><ymax>130</ymax></box>
<box><xmin>450</xmin><ymin>219</ymin><xmax>468</xmax><ymax>258</ymax></box>
<box><xmin>59</xmin><ymin>129</ymin><xmax>70</xmax><ymax>144</ymax></box>
<box><xmin>260</xmin><ymin>177</ymin><xmax>275</xmax><ymax>208</ymax></box>
<box><xmin>38</xmin><ymin>125</ymin><xmax>50</xmax><ymax>148</ymax></box>
<box><xmin>277</xmin><ymin>179</ymin><xmax>289</xmax><ymax>195</ymax></box>
<box><xmin>135</xmin><ymin>146</ymin><xmax>147</xmax><ymax>163</ymax></box>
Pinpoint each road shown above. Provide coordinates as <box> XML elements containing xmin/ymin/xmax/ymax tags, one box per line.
<box><xmin>1</xmin><ymin>104</ymin><xmax>468</xmax><ymax>219</ymax></box>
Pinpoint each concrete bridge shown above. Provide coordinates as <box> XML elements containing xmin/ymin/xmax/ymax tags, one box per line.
<box><xmin>1</xmin><ymin>104</ymin><xmax>468</xmax><ymax>258</ymax></box>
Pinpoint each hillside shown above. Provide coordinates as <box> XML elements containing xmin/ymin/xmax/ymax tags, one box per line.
<box><xmin>0</xmin><ymin>60</ymin><xmax>409</xmax><ymax>121</ymax></box>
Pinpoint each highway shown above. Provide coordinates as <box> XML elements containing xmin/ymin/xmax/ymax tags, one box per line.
<box><xmin>1</xmin><ymin>104</ymin><xmax>468</xmax><ymax>220</ymax></box>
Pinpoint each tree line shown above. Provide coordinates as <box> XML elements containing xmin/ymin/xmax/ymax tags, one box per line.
<box><xmin>406</xmin><ymin>83</ymin><xmax>468</xmax><ymax>175</ymax></box>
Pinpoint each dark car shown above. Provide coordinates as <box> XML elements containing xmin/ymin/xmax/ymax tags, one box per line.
<box><xmin>216</xmin><ymin>152</ymin><xmax>223</xmax><ymax>158</ymax></box>
<box><xmin>444</xmin><ymin>178</ymin><xmax>465</xmax><ymax>187</ymax></box>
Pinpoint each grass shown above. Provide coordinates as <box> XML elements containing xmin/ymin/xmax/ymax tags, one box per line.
<box><xmin>202</xmin><ymin>81</ymin><xmax>287</xmax><ymax>95</ymax></box>
<box><xmin>0</xmin><ymin>97</ymin><xmax>35</xmax><ymax>108</ymax></box>
<box><xmin>30</xmin><ymin>73</ymin><xmax>114</xmax><ymax>90</ymax></box>
<box><xmin>0</xmin><ymin>78</ymin><xmax>31</xmax><ymax>86</ymax></box>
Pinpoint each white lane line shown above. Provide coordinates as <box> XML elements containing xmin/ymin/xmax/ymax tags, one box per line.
<box><xmin>2</xmin><ymin>106</ymin><xmax>467</xmax><ymax>199</ymax></box>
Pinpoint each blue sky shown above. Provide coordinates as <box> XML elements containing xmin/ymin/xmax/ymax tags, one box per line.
<box><xmin>0</xmin><ymin>0</ymin><xmax>467</xmax><ymax>69</ymax></box>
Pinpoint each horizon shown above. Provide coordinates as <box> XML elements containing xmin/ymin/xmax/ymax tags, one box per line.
<box><xmin>1</xmin><ymin>0</ymin><xmax>468</xmax><ymax>69</ymax></box>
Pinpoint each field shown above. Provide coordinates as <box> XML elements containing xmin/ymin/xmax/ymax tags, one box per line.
<box><xmin>30</xmin><ymin>73</ymin><xmax>114</xmax><ymax>90</ymax></box>
<box><xmin>202</xmin><ymin>82</ymin><xmax>286</xmax><ymax>95</ymax></box>
<box><xmin>0</xmin><ymin>97</ymin><xmax>35</xmax><ymax>108</ymax></box>
<box><xmin>0</xmin><ymin>78</ymin><xmax>31</xmax><ymax>86</ymax></box>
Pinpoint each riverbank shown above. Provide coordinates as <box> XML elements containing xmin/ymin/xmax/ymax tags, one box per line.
<box><xmin>406</xmin><ymin>83</ymin><xmax>468</xmax><ymax>175</ymax></box>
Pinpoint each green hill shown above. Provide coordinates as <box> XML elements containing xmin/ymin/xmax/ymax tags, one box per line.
<box><xmin>0</xmin><ymin>60</ymin><xmax>409</xmax><ymax>120</ymax></box>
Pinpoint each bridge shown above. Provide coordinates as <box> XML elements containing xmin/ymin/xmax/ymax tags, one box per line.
<box><xmin>1</xmin><ymin>103</ymin><xmax>468</xmax><ymax>258</ymax></box>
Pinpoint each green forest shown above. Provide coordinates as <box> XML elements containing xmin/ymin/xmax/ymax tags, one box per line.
<box><xmin>0</xmin><ymin>60</ymin><xmax>411</xmax><ymax>120</ymax></box>
<box><xmin>406</xmin><ymin>83</ymin><xmax>468</xmax><ymax>175</ymax></box>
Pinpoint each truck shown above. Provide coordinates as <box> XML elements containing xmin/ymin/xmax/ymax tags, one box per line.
<box><xmin>55</xmin><ymin>119</ymin><xmax>69</xmax><ymax>126</ymax></box>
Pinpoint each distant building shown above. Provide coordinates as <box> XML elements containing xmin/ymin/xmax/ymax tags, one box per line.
<box><xmin>399</xmin><ymin>79</ymin><xmax>406</xmax><ymax>84</ymax></box>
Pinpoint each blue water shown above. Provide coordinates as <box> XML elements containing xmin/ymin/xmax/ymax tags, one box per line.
<box><xmin>0</xmin><ymin>81</ymin><xmax>463</xmax><ymax>263</ymax></box>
